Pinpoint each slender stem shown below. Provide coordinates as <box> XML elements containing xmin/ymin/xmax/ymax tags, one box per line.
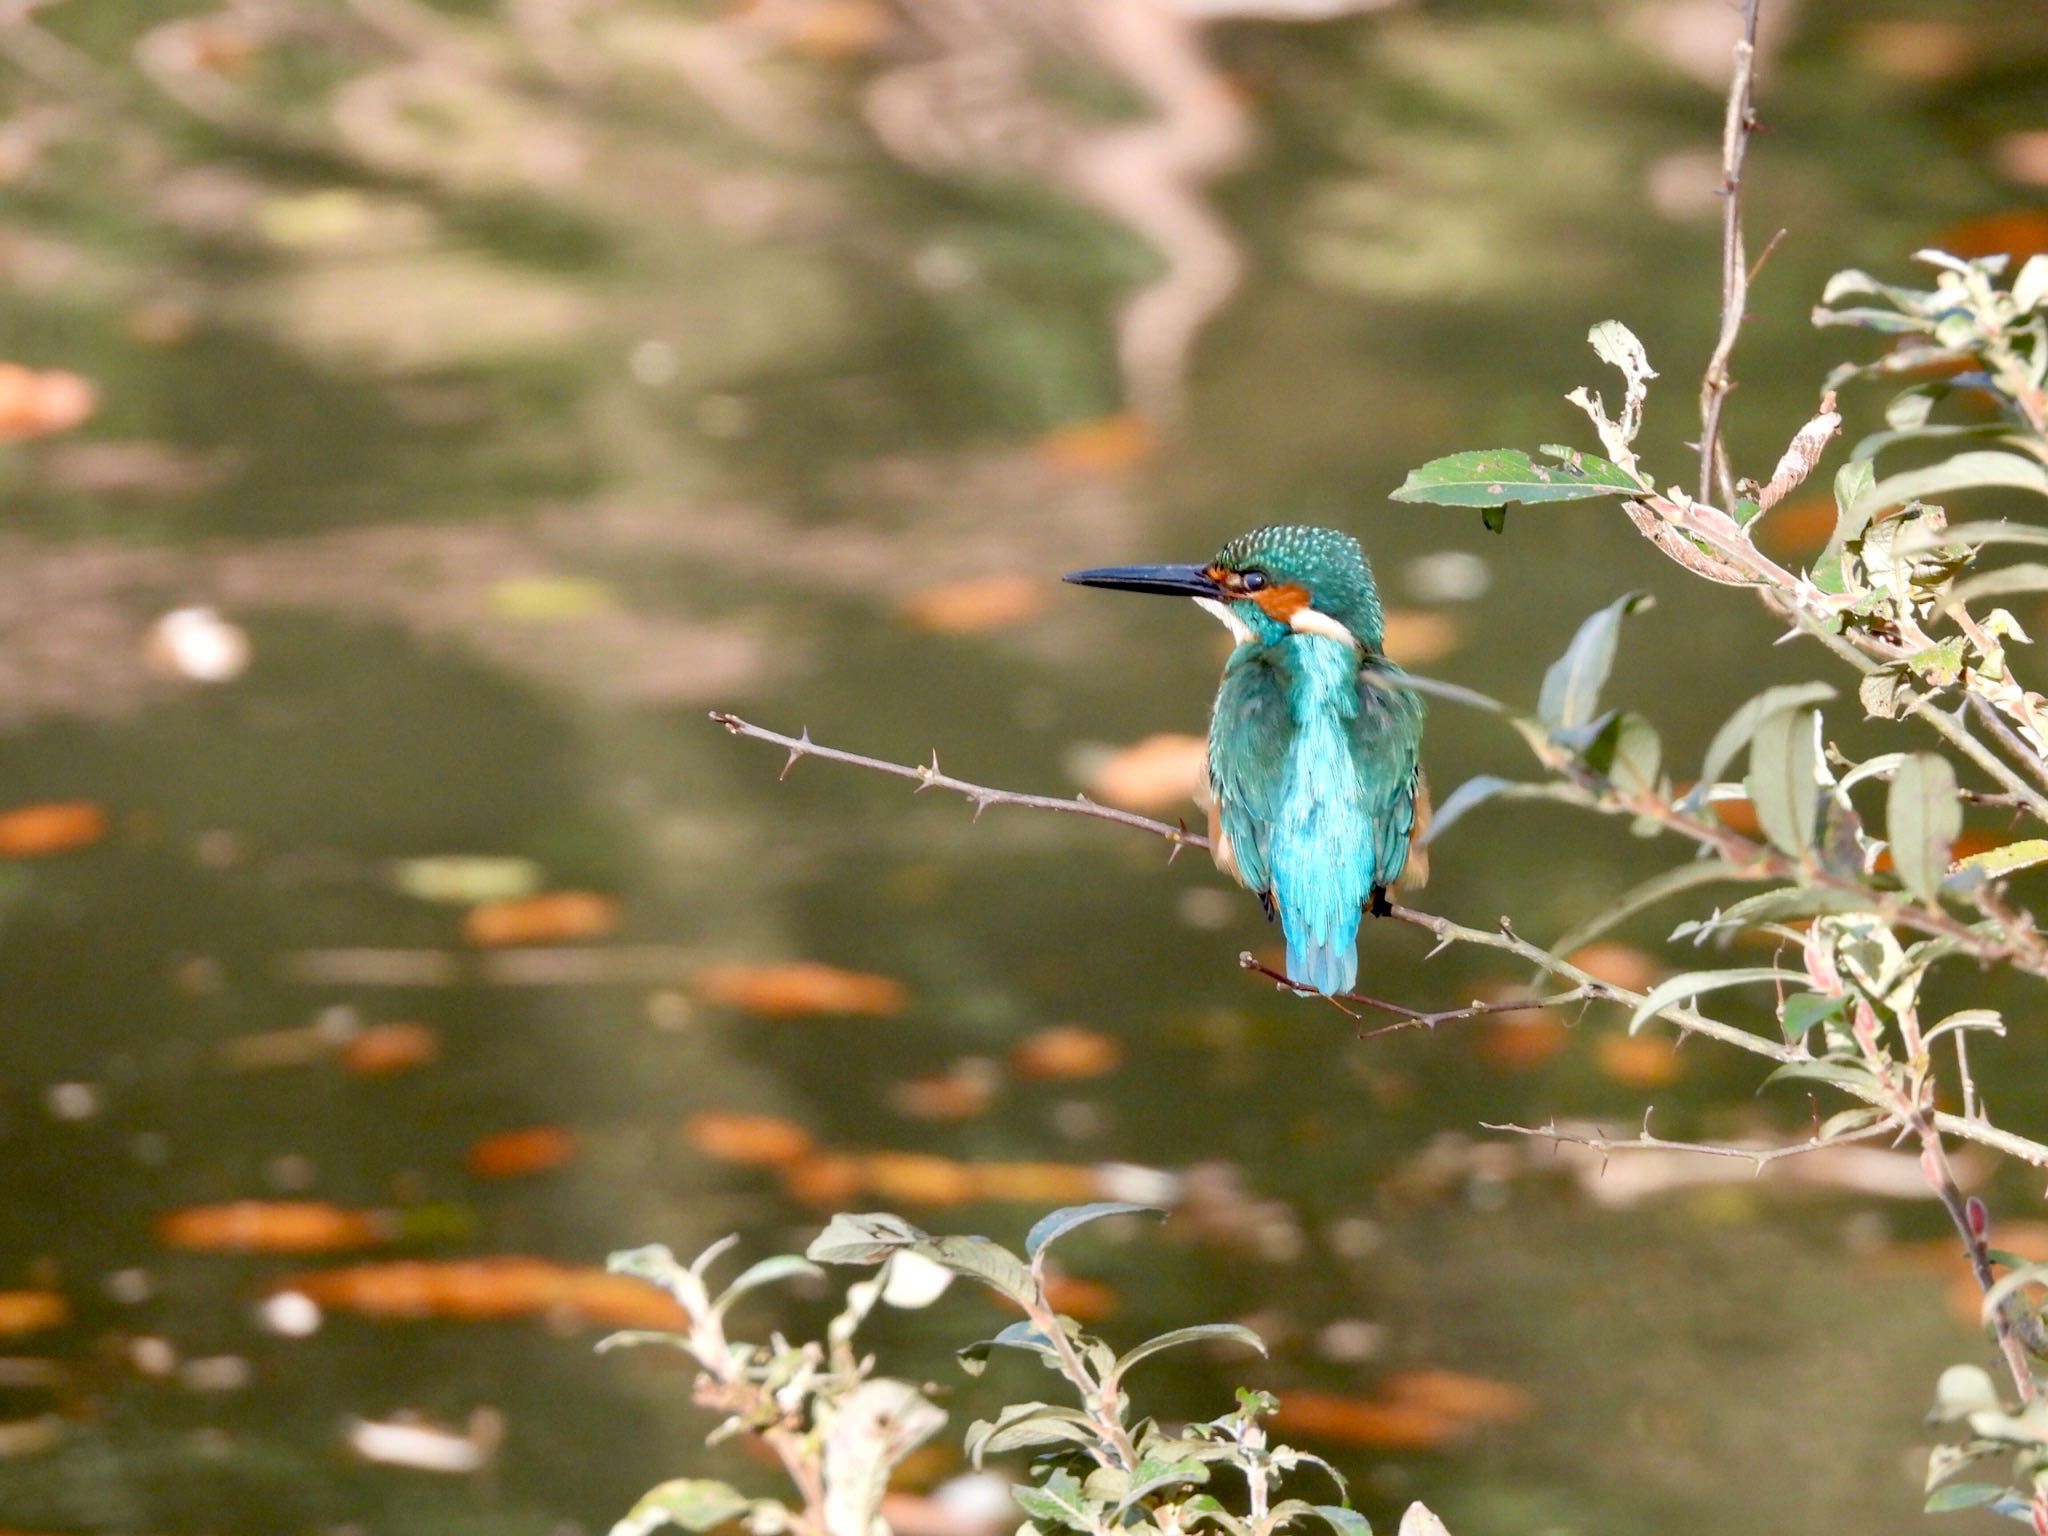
<box><xmin>1968</xmin><ymin>691</ymin><xmax>2048</xmax><ymax>798</ymax></box>
<box><xmin>1239</xmin><ymin>953</ymin><xmax>1597</xmax><ymax>1036</ymax></box>
<box><xmin>1487</xmin><ymin>1117</ymin><xmax>1898</xmax><ymax>1169</ymax></box>
<box><xmin>1697</xmin><ymin>0</ymin><xmax>1762</xmax><ymax>510</ymax></box>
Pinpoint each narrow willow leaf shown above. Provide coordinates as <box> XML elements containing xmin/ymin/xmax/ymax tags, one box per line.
<box><xmin>1024</xmin><ymin>1202</ymin><xmax>1162</xmax><ymax>1260</ymax></box>
<box><xmin>1941</xmin><ymin>561</ymin><xmax>2048</xmax><ymax>612</ymax></box>
<box><xmin>1747</xmin><ymin>707</ymin><xmax>1820</xmax><ymax>857</ymax></box>
<box><xmin>1397</xmin><ymin>1507</ymin><xmax>1451</xmax><ymax>1536</ymax></box>
<box><xmin>1109</xmin><ymin>1324</ymin><xmax>1266</xmax><ymax>1386</ymax></box>
<box><xmin>1540</xmin><ymin>591</ymin><xmax>1654</xmax><ymax>730</ymax></box>
<box><xmin>608</xmin><ymin>1245</ymin><xmax>710</xmax><ymax>1316</ymax></box>
<box><xmin>1812</xmin><ymin>460</ymin><xmax>1877</xmax><ymax>592</ymax></box>
<box><xmin>1113</xmin><ymin>1458</ymin><xmax>1211</xmax><ymax>1514</ymax></box>
<box><xmin>1954</xmin><ymin>839</ymin><xmax>2048</xmax><ymax>878</ymax></box>
<box><xmin>610</xmin><ymin>1479</ymin><xmax>754</xmax><ymax>1536</ymax></box>
<box><xmin>1424</xmin><ymin>776</ymin><xmax>1579</xmax><ymax>845</ymax></box>
<box><xmin>1389</xmin><ymin>449</ymin><xmax>1642</xmax><ymax>508</ymax></box>
<box><xmin>1585</xmin><ymin>711</ymin><xmax>1661</xmax><ymax>795</ymax></box>
<box><xmin>1761</xmin><ymin>1057</ymin><xmax>1881</xmax><ymax>1092</ymax></box>
<box><xmin>1853</xmin><ymin>450</ymin><xmax>2048</xmax><ymax>518</ymax></box>
<box><xmin>806</xmin><ymin>1213</ymin><xmax>925</xmax><ymax>1266</ymax></box>
<box><xmin>1309</xmin><ymin>1509</ymin><xmax>1374</xmax><ymax>1536</ymax></box>
<box><xmin>714</xmin><ymin>1255</ymin><xmax>823</xmax><ymax>1316</ymax></box>
<box><xmin>1923</xmin><ymin>1483</ymin><xmax>2007</xmax><ymax>1514</ymax></box>
<box><xmin>1626</xmin><ymin>967</ymin><xmax>1807</xmax><ymax>1036</ymax></box>
<box><xmin>923</xmin><ymin>1235</ymin><xmax>1035</xmax><ymax>1307</ymax></box>
<box><xmin>1545</xmin><ymin>859</ymin><xmax>1748</xmax><ymax>962</ymax></box>
<box><xmin>1887</xmin><ymin>752</ymin><xmax>1961</xmax><ymax>904</ymax></box>
<box><xmin>1779</xmin><ymin>992</ymin><xmax>1849</xmax><ymax>1042</ymax></box>
<box><xmin>1011</xmin><ymin>1470</ymin><xmax>1092</xmax><ymax>1532</ymax></box>
<box><xmin>969</xmin><ymin>1406</ymin><xmax>1100</xmax><ymax>1466</ymax></box>
<box><xmin>1685</xmin><ymin>682</ymin><xmax>1837</xmax><ymax>809</ymax></box>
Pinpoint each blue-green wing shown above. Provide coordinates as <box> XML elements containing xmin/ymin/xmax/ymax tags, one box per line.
<box><xmin>1207</xmin><ymin>649</ymin><xmax>1289</xmax><ymax>897</ymax></box>
<box><xmin>1351</xmin><ymin>663</ymin><xmax>1427</xmax><ymax>889</ymax></box>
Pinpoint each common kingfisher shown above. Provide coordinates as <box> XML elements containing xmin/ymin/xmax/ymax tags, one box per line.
<box><xmin>1065</xmin><ymin>525</ymin><xmax>1428</xmax><ymax>996</ymax></box>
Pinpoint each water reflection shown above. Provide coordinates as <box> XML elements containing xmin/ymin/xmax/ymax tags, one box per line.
<box><xmin>2</xmin><ymin>1</ymin><xmax>2047</xmax><ymax>1532</ymax></box>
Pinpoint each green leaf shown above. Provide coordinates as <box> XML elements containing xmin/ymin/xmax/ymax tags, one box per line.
<box><xmin>1923</xmin><ymin>1482</ymin><xmax>2007</xmax><ymax>1513</ymax></box>
<box><xmin>1887</xmin><ymin>752</ymin><xmax>1962</xmax><ymax>904</ymax></box>
<box><xmin>1113</xmin><ymin>1458</ymin><xmax>1211</xmax><ymax>1513</ymax></box>
<box><xmin>806</xmin><ymin>1213</ymin><xmax>926</xmax><ymax>1266</ymax></box>
<box><xmin>1812</xmin><ymin>460</ymin><xmax>1877</xmax><ymax>592</ymax></box>
<box><xmin>1012</xmin><ymin>1471</ymin><xmax>1093</xmax><ymax>1532</ymax></box>
<box><xmin>1761</xmin><ymin>1057</ymin><xmax>1881</xmax><ymax>1092</ymax></box>
<box><xmin>1941</xmin><ymin>561</ymin><xmax>2048</xmax><ymax>612</ymax></box>
<box><xmin>1307</xmin><ymin>1509</ymin><xmax>1373</xmax><ymax>1536</ymax></box>
<box><xmin>1746</xmin><ymin>707</ymin><xmax>1821</xmax><ymax>857</ymax></box>
<box><xmin>1545</xmin><ymin>859</ymin><xmax>1749</xmax><ymax>962</ymax></box>
<box><xmin>608</xmin><ymin>1244</ymin><xmax>710</xmax><ymax>1316</ymax></box>
<box><xmin>714</xmin><ymin>1255</ymin><xmax>823</xmax><ymax>1316</ymax></box>
<box><xmin>1540</xmin><ymin>592</ymin><xmax>1654</xmax><ymax>730</ymax></box>
<box><xmin>969</xmin><ymin>1405</ymin><xmax>1101</xmax><ymax>1466</ymax></box>
<box><xmin>922</xmin><ymin>1235</ymin><xmax>1035</xmax><ymax>1308</ymax></box>
<box><xmin>1685</xmin><ymin>683</ymin><xmax>1838</xmax><ymax>809</ymax></box>
<box><xmin>1584</xmin><ymin>711</ymin><xmax>1662</xmax><ymax>795</ymax></box>
<box><xmin>1854</xmin><ymin>450</ymin><xmax>2048</xmax><ymax>518</ymax></box>
<box><xmin>611</xmin><ymin>1479</ymin><xmax>754</xmax><ymax>1536</ymax></box>
<box><xmin>1424</xmin><ymin>775</ymin><xmax>1580</xmax><ymax>845</ymax></box>
<box><xmin>1109</xmin><ymin>1324</ymin><xmax>1267</xmax><ymax>1385</ymax></box>
<box><xmin>1780</xmin><ymin>992</ymin><xmax>1850</xmax><ymax>1042</ymax></box>
<box><xmin>1627</xmin><ymin>967</ymin><xmax>1807</xmax><ymax>1036</ymax></box>
<box><xmin>1025</xmin><ymin>1202</ymin><xmax>1162</xmax><ymax>1260</ymax></box>
<box><xmin>1909</xmin><ymin>519</ymin><xmax>2048</xmax><ymax>553</ymax></box>
<box><xmin>1390</xmin><ymin>449</ymin><xmax>1643</xmax><ymax>510</ymax></box>
<box><xmin>956</xmin><ymin>1321</ymin><xmax>1060</xmax><ymax>1377</ymax></box>
<box><xmin>1954</xmin><ymin>839</ymin><xmax>2048</xmax><ymax>879</ymax></box>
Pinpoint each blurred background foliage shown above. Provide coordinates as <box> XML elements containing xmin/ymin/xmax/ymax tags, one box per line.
<box><xmin>3</xmin><ymin>1</ymin><xmax>2048</xmax><ymax>1532</ymax></box>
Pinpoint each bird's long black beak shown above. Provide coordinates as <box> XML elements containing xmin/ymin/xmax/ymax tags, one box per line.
<box><xmin>1062</xmin><ymin>562</ymin><xmax>1224</xmax><ymax>599</ymax></box>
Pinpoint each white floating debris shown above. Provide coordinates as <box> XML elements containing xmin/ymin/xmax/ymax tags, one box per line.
<box><xmin>346</xmin><ymin>1409</ymin><xmax>504</xmax><ymax>1474</ymax></box>
<box><xmin>257</xmin><ymin>1290</ymin><xmax>323</xmax><ymax>1338</ymax></box>
<box><xmin>44</xmin><ymin>1082</ymin><xmax>102</xmax><ymax>1122</ymax></box>
<box><xmin>103</xmin><ymin>1268</ymin><xmax>155</xmax><ymax>1306</ymax></box>
<box><xmin>145</xmin><ymin>606</ymin><xmax>250</xmax><ymax>684</ymax></box>
<box><xmin>179</xmin><ymin>1355</ymin><xmax>253</xmax><ymax>1392</ymax></box>
<box><xmin>1094</xmin><ymin>1162</ymin><xmax>1182</xmax><ymax>1207</ymax></box>
<box><xmin>1401</xmin><ymin>550</ymin><xmax>1490</xmax><ymax>604</ymax></box>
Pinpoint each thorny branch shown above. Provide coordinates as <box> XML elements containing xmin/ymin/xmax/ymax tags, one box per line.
<box><xmin>1486</xmin><ymin>1114</ymin><xmax>1898</xmax><ymax>1171</ymax></box>
<box><xmin>1697</xmin><ymin>0</ymin><xmax>1761</xmax><ymax>511</ymax></box>
<box><xmin>709</xmin><ymin>711</ymin><xmax>2048</xmax><ymax>1172</ymax></box>
<box><xmin>1237</xmin><ymin>952</ymin><xmax>1601</xmax><ymax>1037</ymax></box>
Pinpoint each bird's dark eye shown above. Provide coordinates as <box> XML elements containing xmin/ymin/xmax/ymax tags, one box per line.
<box><xmin>1240</xmin><ymin>570</ymin><xmax>1269</xmax><ymax>592</ymax></box>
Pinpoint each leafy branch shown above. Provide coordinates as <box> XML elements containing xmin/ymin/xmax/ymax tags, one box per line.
<box><xmin>604</xmin><ymin>1211</ymin><xmax>1456</xmax><ymax>1536</ymax></box>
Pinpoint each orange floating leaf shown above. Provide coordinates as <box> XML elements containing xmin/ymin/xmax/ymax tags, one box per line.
<box><xmin>1270</xmin><ymin>1389</ymin><xmax>1463</xmax><ymax>1451</ymax></box>
<box><xmin>280</xmin><ymin>1258</ymin><xmax>688</xmax><ymax>1330</ymax></box>
<box><xmin>466</xmin><ymin>1125</ymin><xmax>578</xmax><ymax>1179</ymax></box>
<box><xmin>1473</xmin><ymin>1008</ymin><xmax>1568</xmax><ymax>1072</ymax></box>
<box><xmin>0</xmin><ymin>801</ymin><xmax>107</xmax><ymax>858</ymax></box>
<box><xmin>1380</xmin><ymin>610</ymin><xmax>1464</xmax><ymax>667</ymax></box>
<box><xmin>1380</xmin><ymin>1368</ymin><xmax>1533</xmax><ymax>1425</ymax></box>
<box><xmin>785</xmin><ymin>0</ymin><xmax>892</xmax><ymax>59</ymax></box>
<box><xmin>1596</xmin><ymin>1034</ymin><xmax>1683</xmax><ymax>1088</ymax></box>
<box><xmin>1709</xmin><ymin>797</ymin><xmax>1762</xmax><ymax>838</ymax></box>
<box><xmin>1034</xmin><ymin>412</ymin><xmax>1159</xmax><ymax>476</ymax></box>
<box><xmin>1935</xmin><ymin>209</ymin><xmax>2048</xmax><ymax>264</ymax></box>
<box><xmin>0</xmin><ymin>363</ymin><xmax>96</xmax><ymax>440</ymax></box>
<box><xmin>898</xmin><ymin>575</ymin><xmax>1047</xmax><ymax>635</ymax></box>
<box><xmin>781</xmin><ymin>1153</ymin><xmax>866</xmax><ymax>1208</ymax></box>
<box><xmin>1566</xmin><ymin>942</ymin><xmax>1664</xmax><ymax>993</ymax></box>
<box><xmin>968</xmin><ymin>1162</ymin><xmax>1105</xmax><ymax>1204</ymax></box>
<box><xmin>1082</xmin><ymin>735</ymin><xmax>1208</xmax><ymax>814</ymax></box>
<box><xmin>338</xmin><ymin>1022</ymin><xmax>441</xmax><ymax>1078</ymax></box>
<box><xmin>889</xmin><ymin>1066</ymin><xmax>998</xmax><ymax>1122</ymax></box>
<box><xmin>1010</xmin><ymin>1025</ymin><xmax>1122</xmax><ymax>1082</ymax></box>
<box><xmin>1754</xmin><ymin>493</ymin><xmax>1838</xmax><ymax>557</ymax></box>
<box><xmin>1038</xmin><ymin>1272</ymin><xmax>1119</xmax><ymax>1322</ymax></box>
<box><xmin>685</xmin><ymin>1112</ymin><xmax>816</xmax><ymax>1168</ymax></box>
<box><xmin>693</xmin><ymin>961</ymin><xmax>906</xmax><ymax>1018</ymax></box>
<box><xmin>858</xmin><ymin>1152</ymin><xmax>981</xmax><ymax>1207</ymax></box>
<box><xmin>158</xmin><ymin>1201</ymin><xmax>389</xmax><ymax>1254</ymax></box>
<box><xmin>464</xmin><ymin>890</ymin><xmax>619</xmax><ymax>948</ymax></box>
<box><xmin>0</xmin><ymin>1291</ymin><xmax>69</xmax><ymax>1337</ymax></box>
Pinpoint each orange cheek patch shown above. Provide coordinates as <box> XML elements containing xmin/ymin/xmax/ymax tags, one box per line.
<box><xmin>1251</xmin><ymin>583</ymin><xmax>1311</xmax><ymax>621</ymax></box>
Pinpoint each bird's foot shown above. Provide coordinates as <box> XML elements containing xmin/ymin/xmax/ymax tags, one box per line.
<box><xmin>1368</xmin><ymin>886</ymin><xmax>1393</xmax><ymax>918</ymax></box>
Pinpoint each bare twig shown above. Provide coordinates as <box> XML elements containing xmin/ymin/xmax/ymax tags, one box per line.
<box><xmin>709</xmin><ymin>713</ymin><xmax>2048</xmax><ymax>1172</ymax></box>
<box><xmin>1486</xmin><ymin>1115</ymin><xmax>1898</xmax><ymax>1171</ymax></box>
<box><xmin>1697</xmin><ymin>0</ymin><xmax>1762</xmax><ymax>510</ymax></box>
<box><xmin>710</xmin><ymin>712</ymin><xmax>1208</xmax><ymax>856</ymax></box>
<box><xmin>1238</xmin><ymin>952</ymin><xmax>1599</xmax><ymax>1035</ymax></box>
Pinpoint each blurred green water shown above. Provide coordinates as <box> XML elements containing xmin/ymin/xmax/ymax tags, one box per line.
<box><xmin>2</xmin><ymin>2</ymin><xmax>2047</xmax><ymax>1532</ymax></box>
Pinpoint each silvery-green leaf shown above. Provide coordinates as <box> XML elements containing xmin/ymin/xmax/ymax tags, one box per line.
<box><xmin>2014</xmin><ymin>253</ymin><xmax>2048</xmax><ymax>312</ymax></box>
<box><xmin>714</xmin><ymin>1255</ymin><xmax>824</xmax><ymax>1317</ymax></box>
<box><xmin>1390</xmin><ymin>449</ymin><xmax>1643</xmax><ymax>509</ymax></box>
<box><xmin>1540</xmin><ymin>592</ymin><xmax>1654</xmax><ymax>730</ymax></box>
<box><xmin>1627</xmin><ymin>967</ymin><xmax>1807</xmax><ymax>1036</ymax></box>
<box><xmin>1923</xmin><ymin>1483</ymin><xmax>2008</xmax><ymax>1514</ymax></box>
<box><xmin>1024</xmin><ymin>1203</ymin><xmax>1163</xmax><ymax>1260</ymax></box>
<box><xmin>806</xmin><ymin>1213</ymin><xmax>925</xmax><ymax>1266</ymax></box>
<box><xmin>1109</xmin><ymin>1324</ymin><xmax>1266</xmax><ymax>1385</ymax></box>
<box><xmin>1544</xmin><ymin>859</ymin><xmax>1747</xmax><ymax>970</ymax></box>
<box><xmin>610</xmin><ymin>1480</ymin><xmax>754</xmax><ymax>1536</ymax></box>
<box><xmin>1761</xmin><ymin>1058</ymin><xmax>1881</xmax><ymax>1092</ymax></box>
<box><xmin>1887</xmin><ymin>752</ymin><xmax>1961</xmax><ymax>904</ymax></box>
<box><xmin>1685</xmin><ymin>683</ymin><xmax>1838</xmax><ymax>810</ymax></box>
<box><xmin>609</xmin><ymin>1244</ymin><xmax>710</xmax><ymax>1316</ymax></box>
<box><xmin>1112</xmin><ymin>1458</ymin><xmax>1210</xmax><ymax>1513</ymax></box>
<box><xmin>824</xmin><ymin>1380</ymin><xmax>945</xmax><ymax>1536</ymax></box>
<box><xmin>1011</xmin><ymin>1471</ymin><xmax>1092</xmax><ymax>1533</ymax></box>
<box><xmin>1811</xmin><ymin>460</ymin><xmax>1877</xmax><ymax>592</ymax></box>
<box><xmin>922</xmin><ymin>1235</ymin><xmax>1035</xmax><ymax>1307</ymax></box>
<box><xmin>1747</xmin><ymin>707</ymin><xmax>1821</xmax><ymax>857</ymax></box>
<box><xmin>1853</xmin><ymin>451</ymin><xmax>2048</xmax><ymax>519</ymax></box>
<box><xmin>956</xmin><ymin>1321</ymin><xmax>1060</xmax><ymax>1377</ymax></box>
<box><xmin>968</xmin><ymin>1403</ymin><xmax>1101</xmax><ymax>1465</ymax></box>
<box><xmin>1425</xmin><ymin>776</ymin><xmax>1580</xmax><ymax>845</ymax></box>
<box><xmin>1397</xmin><ymin>1506</ymin><xmax>1451</xmax><ymax>1536</ymax></box>
<box><xmin>1941</xmin><ymin>561</ymin><xmax>2048</xmax><ymax>612</ymax></box>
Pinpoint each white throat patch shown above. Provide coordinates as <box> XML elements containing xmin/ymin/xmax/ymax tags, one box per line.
<box><xmin>1289</xmin><ymin>606</ymin><xmax>1363</xmax><ymax>651</ymax></box>
<box><xmin>1193</xmin><ymin>596</ymin><xmax>1253</xmax><ymax>645</ymax></box>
